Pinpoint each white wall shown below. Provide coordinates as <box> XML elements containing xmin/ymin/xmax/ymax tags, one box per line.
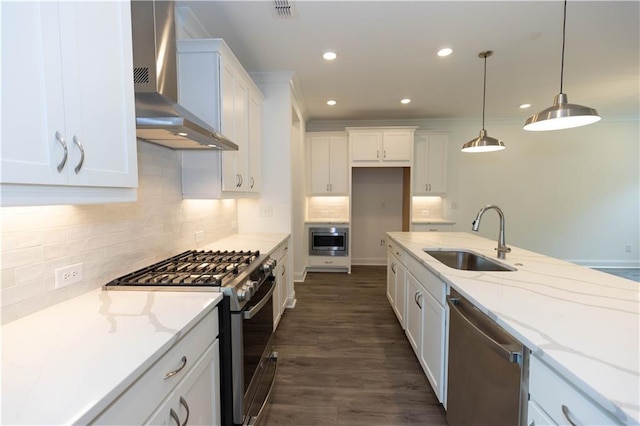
<box><xmin>307</xmin><ymin>118</ymin><xmax>639</xmax><ymax>267</ymax></box>
<box><xmin>1</xmin><ymin>142</ymin><xmax>238</xmax><ymax>324</ymax></box>
<box><xmin>351</xmin><ymin>167</ymin><xmax>404</xmax><ymax>265</ymax></box>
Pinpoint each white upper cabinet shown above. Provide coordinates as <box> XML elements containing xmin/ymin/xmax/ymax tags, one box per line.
<box><xmin>348</xmin><ymin>127</ymin><xmax>417</xmax><ymax>166</ymax></box>
<box><xmin>177</xmin><ymin>39</ymin><xmax>263</xmax><ymax>198</ymax></box>
<box><xmin>413</xmin><ymin>132</ymin><xmax>448</xmax><ymax>194</ymax></box>
<box><xmin>307</xmin><ymin>133</ymin><xmax>348</xmax><ymax>195</ymax></box>
<box><xmin>1</xmin><ymin>1</ymin><xmax>138</xmax><ymax>205</ymax></box>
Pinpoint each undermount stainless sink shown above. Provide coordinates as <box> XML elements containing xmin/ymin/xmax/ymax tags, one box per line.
<box><xmin>423</xmin><ymin>249</ymin><xmax>515</xmax><ymax>272</ymax></box>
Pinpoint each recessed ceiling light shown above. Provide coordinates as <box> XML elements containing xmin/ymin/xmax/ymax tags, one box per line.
<box><xmin>400</xmin><ymin>98</ymin><xmax>411</xmax><ymax>104</ymax></box>
<box><xmin>208</xmin><ymin>144</ymin><xmax>217</xmax><ymax>148</ymax></box>
<box><xmin>323</xmin><ymin>51</ymin><xmax>337</xmax><ymax>61</ymax></box>
<box><xmin>519</xmin><ymin>104</ymin><xmax>531</xmax><ymax>109</ymax></box>
<box><xmin>437</xmin><ymin>48</ymin><xmax>453</xmax><ymax>57</ymax></box>
<box><xmin>327</xmin><ymin>100</ymin><xmax>337</xmax><ymax>106</ymax></box>
<box><xmin>177</xmin><ymin>132</ymin><xmax>188</xmax><ymax>136</ymax></box>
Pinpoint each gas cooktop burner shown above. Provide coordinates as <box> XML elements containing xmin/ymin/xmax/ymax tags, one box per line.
<box><xmin>105</xmin><ymin>250</ymin><xmax>260</xmax><ymax>288</ymax></box>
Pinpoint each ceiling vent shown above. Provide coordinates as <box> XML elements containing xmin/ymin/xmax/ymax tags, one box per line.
<box><xmin>273</xmin><ymin>0</ymin><xmax>298</xmax><ymax>18</ymax></box>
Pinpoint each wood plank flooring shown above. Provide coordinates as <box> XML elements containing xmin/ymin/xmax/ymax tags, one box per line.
<box><xmin>260</xmin><ymin>266</ymin><xmax>447</xmax><ymax>426</ymax></box>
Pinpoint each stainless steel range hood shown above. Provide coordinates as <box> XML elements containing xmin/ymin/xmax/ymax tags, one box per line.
<box><xmin>131</xmin><ymin>1</ymin><xmax>237</xmax><ymax>150</ymax></box>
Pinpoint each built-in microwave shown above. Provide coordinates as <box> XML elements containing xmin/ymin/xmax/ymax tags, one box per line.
<box><xmin>309</xmin><ymin>227</ymin><xmax>349</xmax><ymax>257</ymax></box>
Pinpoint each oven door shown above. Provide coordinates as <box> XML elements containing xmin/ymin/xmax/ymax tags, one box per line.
<box><xmin>231</xmin><ymin>276</ymin><xmax>278</xmax><ymax>426</ymax></box>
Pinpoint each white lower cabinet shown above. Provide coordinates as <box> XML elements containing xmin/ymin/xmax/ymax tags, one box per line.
<box><xmin>405</xmin><ymin>272</ymin><xmax>422</xmax><ymax>355</ymax></box>
<box><xmin>387</xmin><ymin>247</ymin><xmax>406</xmax><ymax>328</ymax></box>
<box><xmin>418</xmin><ymin>287</ymin><xmax>446</xmax><ymax>403</ymax></box>
<box><xmin>93</xmin><ymin>308</ymin><xmax>220</xmax><ymax>425</ymax></box>
<box><xmin>528</xmin><ymin>355</ymin><xmax>621</xmax><ymax>425</ymax></box>
<box><xmin>146</xmin><ymin>340</ymin><xmax>220</xmax><ymax>426</ymax></box>
<box><xmin>388</xmin><ymin>238</ymin><xmax>447</xmax><ymax>405</ymax></box>
<box><xmin>273</xmin><ymin>240</ymin><xmax>290</xmax><ymax>329</ymax></box>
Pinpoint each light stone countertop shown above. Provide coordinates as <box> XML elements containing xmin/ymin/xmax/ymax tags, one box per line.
<box><xmin>1</xmin><ymin>290</ymin><xmax>223</xmax><ymax>425</ymax></box>
<box><xmin>1</xmin><ymin>233</ymin><xmax>289</xmax><ymax>426</ymax></box>
<box><xmin>304</xmin><ymin>219</ymin><xmax>350</xmax><ymax>224</ymax></box>
<box><xmin>387</xmin><ymin>231</ymin><xmax>639</xmax><ymax>425</ymax></box>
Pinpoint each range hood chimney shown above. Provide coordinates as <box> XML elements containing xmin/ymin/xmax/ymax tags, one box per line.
<box><xmin>131</xmin><ymin>1</ymin><xmax>237</xmax><ymax>150</ymax></box>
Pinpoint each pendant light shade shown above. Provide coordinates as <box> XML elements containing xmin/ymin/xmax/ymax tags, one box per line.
<box><xmin>461</xmin><ymin>50</ymin><xmax>505</xmax><ymax>153</ymax></box>
<box><xmin>523</xmin><ymin>0</ymin><xmax>600</xmax><ymax>131</ymax></box>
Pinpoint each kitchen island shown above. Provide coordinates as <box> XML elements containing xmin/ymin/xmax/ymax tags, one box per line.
<box><xmin>387</xmin><ymin>231</ymin><xmax>639</xmax><ymax>425</ymax></box>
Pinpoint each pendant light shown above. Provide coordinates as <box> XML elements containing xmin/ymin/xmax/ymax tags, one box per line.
<box><xmin>523</xmin><ymin>0</ymin><xmax>600</xmax><ymax>131</ymax></box>
<box><xmin>461</xmin><ymin>51</ymin><xmax>505</xmax><ymax>153</ymax></box>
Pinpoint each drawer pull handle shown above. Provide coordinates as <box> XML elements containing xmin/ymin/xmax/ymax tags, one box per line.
<box><xmin>164</xmin><ymin>356</ymin><xmax>187</xmax><ymax>380</ymax></box>
<box><xmin>170</xmin><ymin>408</ymin><xmax>180</xmax><ymax>425</ymax></box>
<box><xmin>561</xmin><ymin>404</ymin><xmax>579</xmax><ymax>426</ymax></box>
<box><xmin>55</xmin><ymin>131</ymin><xmax>68</xmax><ymax>172</ymax></box>
<box><xmin>179</xmin><ymin>396</ymin><xmax>190</xmax><ymax>426</ymax></box>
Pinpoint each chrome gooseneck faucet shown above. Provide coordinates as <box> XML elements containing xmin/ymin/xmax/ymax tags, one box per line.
<box><xmin>472</xmin><ymin>204</ymin><xmax>511</xmax><ymax>259</ymax></box>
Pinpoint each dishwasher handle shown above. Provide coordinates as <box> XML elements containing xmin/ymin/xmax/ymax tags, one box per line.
<box><xmin>447</xmin><ymin>296</ymin><xmax>521</xmax><ymax>364</ymax></box>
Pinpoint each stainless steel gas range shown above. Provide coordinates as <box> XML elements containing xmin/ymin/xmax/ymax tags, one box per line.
<box><xmin>104</xmin><ymin>249</ymin><xmax>278</xmax><ymax>426</ymax></box>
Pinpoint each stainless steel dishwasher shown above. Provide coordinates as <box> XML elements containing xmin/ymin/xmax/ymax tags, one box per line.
<box><xmin>446</xmin><ymin>289</ymin><xmax>529</xmax><ymax>426</ymax></box>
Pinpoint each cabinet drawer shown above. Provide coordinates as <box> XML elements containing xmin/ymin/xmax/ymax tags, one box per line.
<box><xmin>308</xmin><ymin>255</ymin><xmax>350</xmax><ymax>268</ymax></box>
<box><xmin>93</xmin><ymin>308</ymin><xmax>218</xmax><ymax>425</ymax></box>
<box><xmin>272</xmin><ymin>241</ymin><xmax>289</xmax><ymax>263</ymax></box>
<box><xmin>529</xmin><ymin>356</ymin><xmax>620</xmax><ymax>425</ymax></box>
<box><xmin>387</xmin><ymin>240</ymin><xmax>406</xmax><ymax>265</ymax></box>
<box><xmin>406</xmin><ymin>255</ymin><xmax>446</xmax><ymax>305</ymax></box>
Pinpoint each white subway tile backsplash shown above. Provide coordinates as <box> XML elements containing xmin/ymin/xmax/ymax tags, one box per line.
<box><xmin>1</xmin><ymin>141</ymin><xmax>237</xmax><ymax>323</ymax></box>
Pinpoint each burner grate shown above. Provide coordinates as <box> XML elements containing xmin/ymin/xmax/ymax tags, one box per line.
<box><xmin>106</xmin><ymin>250</ymin><xmax>260</xmax><ymax>288</ymax></box>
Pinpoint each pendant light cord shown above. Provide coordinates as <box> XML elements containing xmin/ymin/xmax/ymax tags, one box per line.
<box><xmin>560</xmin><ymin>0</ymin><xmax>567</xmax><ymax>93</ymax></box>
<box><xmin>482</xmin><ymin>53</ymin><xmax>487</xmax><ymax>130</ymax></box>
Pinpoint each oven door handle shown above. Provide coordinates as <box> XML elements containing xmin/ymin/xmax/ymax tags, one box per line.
<box><xmin>243</xmin><ymin>277</ymin><xmax>275</xmax><ymax>320</ymax></box>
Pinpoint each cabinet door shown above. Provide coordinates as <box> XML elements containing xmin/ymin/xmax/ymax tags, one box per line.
<box><xmin>60</xmin><ymin>1</ymin><xmax>137</xmax><ymax>188</ymax></box>
<box><xmin>328</xmin><ymin>136</ymin><xmax>348</xmax><ymax>194</ymax></box>
<box><xmin>1</xmin><ymin>2</ymin><xmax>68</xmax><ymax>185</ymax></box>
<box><xmin>146</xmin><ymin>341</ymin><xmax>220</xmax><ymax>426</ymax></box>
<box><xmin>247</xmin><ymin>90</ymin><xmax>262</xmax><ymax>193</ymax></box>
<box><xmin>386</xmin><ymin>254</ymin><xmax>397</xmax><ymax>307</ymax></box>
<box><xmin>280</xmin><ymin>251</ymin><xmax>289</xmax><ymax>313</ymax></box>
<box><xmin>405</xmin><ymin>272</ymin><xmax>421</xmax><ymax>355</ymax></box>
<box><xmin>220</xmin><ymin>62</ymin><xmax>238</xmax><ymax>192</ymax></box>
<box><xmin>309</xmin><ymin>136</ymin><xmax>331</xmax><ymax>194</ymax></box>
<box><xmin>527</xmin><ymin>401</ymin><xmax>556</xmax><ymax>426</ymax></box>
<box><xmin>351</xmin><ymin>132</ymin><xmax>382</xmax><ymax>162</ymax></box>
<box><xmin>1</xmin><ymin>1</ymin><xmax>136</xmax><ymax>189</ymax></box>
<box><xmin>382</xmin><ymin>131</ymin><xmax>412</xmax><ymax>161</ymax></box>
<box><xmin>395</xmin><ymin>262</ymin><xmax>406</xmax><ymax>329</ymax></box>
<box><xmin>419</xmin><ymin>288</ymin><xmax>446</xmax><ymax>403</ymax></box>
<box><xmin>413</xmin><ymin>133</ymin><xmax>448</xmax><ymax>194</ymax></box>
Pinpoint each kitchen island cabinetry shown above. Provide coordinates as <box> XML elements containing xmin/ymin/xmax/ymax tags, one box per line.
<box><xmin>401</xmin><ymin>255</ymin><xmax>448</xmax><ymax>404</ymax></box>
<box><xmin>528</xmin><ymin>355</ymin><xmax>621</xmax><ymax>425</ymax></box>
<box><xmin>386</xmin><ymin>231</ymin><xmax>639</xmax><ymax>425</ymax></box>
<box><xmin>347</xmin><ymin>127</ymin><xmax>417</xmax><ymax>166</ymax></box>
<box><xmin>307</xmin><ymin>132</ymin><xmax>348</xmax><ymax>195</ymax></box>
<box><xmin>178</xmin><ymin>38</ymin><xmax>263</xmax><ymax>198</ymax></box>
<box><xmin>386</xmin><ymin>240</ymin><xmax>407</xmax><ymax>328</ymax></box>
<box><xmin>1</xmin><ymin>1</ymin><xmax>137</xmax><ymax>206</ymax></box>
<box><xmin>413</xmin><ymin>132</ymin><xmax>448</xmax><ymax>194</ymax></box>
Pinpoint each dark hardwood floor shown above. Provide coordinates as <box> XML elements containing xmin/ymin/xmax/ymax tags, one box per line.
<box><xmin>260</xmin><ymin>266</ymin><xmax>447</xmax><ymax>426</ymax></box>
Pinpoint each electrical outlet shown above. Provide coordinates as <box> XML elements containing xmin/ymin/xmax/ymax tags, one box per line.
<box><xmin>195</xmin><ymin>231</ymin><xmax>204</xmax><ymax>243</ymax></box>
<box><xmin>54</xmin><ymin>263</ymin><xmax>84</xmax><ymax>289</ymax></box>
<box><xmin>625</xmin><ymin>243</ymin><xmax>632</xmax><ymax>253</ymax></box>
<box><xmin>259</xmin><ymin>205</ymin><xmax>273</xmax><ymax>217</ymax></box>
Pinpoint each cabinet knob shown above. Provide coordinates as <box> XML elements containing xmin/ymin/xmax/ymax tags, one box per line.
<box><xmin>55</xmin><ymin>131</ymin><xmax>68</xmax><ymax>173</ymax></box>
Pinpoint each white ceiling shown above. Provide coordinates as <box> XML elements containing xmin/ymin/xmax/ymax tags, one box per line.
<box><xmin>178</xmin><ymin>1</ymin><xmax>639</xmax><ymax>124</ymax></box>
